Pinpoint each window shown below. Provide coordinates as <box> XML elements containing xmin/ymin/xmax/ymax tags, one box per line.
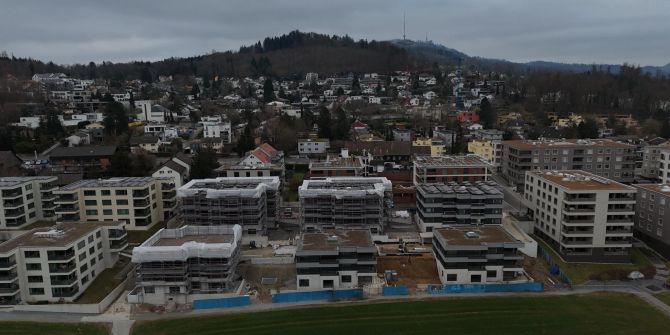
<box><xmin>446</xmin><ymin>274</ymin><xmax>457</xmax><ymax>281</ymax></box>
<box><xmin>79</xmin><ymin>253</ymin><xmax>87</xmax><ymax>261</ymax></box>
<box><xmin>81</xmin><ymin>275</ymin><xmax>89</xmax><ymax>285</ymax></box>
<box><xmin>487</xmin><ymin>270</ymin><xmax>497</xmax><ymax>278</ymax></box>
<box><xmin>28</xmin><ymin>275</ymin><xmax>43</xmax><ymax>283</ymax></box>
<box><xmin>169</xmin><ymin>286</ymin><xmax>180</xmax><ymax>293</ymax></box>
<box><xmin>341</xmin><ymin>275</ymin><xmax>352</xmax><ymax>283</ymax></box>
<box><xmin>116</xmin><ymin>199</ymin><xmax>128</xmax><ymax>206</ymax></box>
<box><xmin>24</xmin><ymin>250</ymin><xmax>40</xmax><ymax>258</ymax></box>
<box><xmin>90</xmin><ymin>258</ymin><xmax>96</xmax><ymax>266</ymax></box>
<box><xmin>85</xmin><ymin>209</ymin><xmax>98</xmax><ymax>216</ymax></box>
<box><xmin>299</xmin><ymin>279</ymin><xmax>310</xmax><ymax>287</ymax></box>
<box><xmin>102</xmin><ymin>200</ymin><xmax>112</xmax><ymax>206</ymax></box>
<box><xmin>115</xmin><ymin>190</ymin><xmax>127</xmax><ymax>196</ymax></box>
<box><xmin>84</xmin><ymin>200</ymin><xmax>97</xmax><ymax>206</ymax></box>
<box><xmin>101</xmin><ymin>190</ymin><xmax>111</xmax><ymax>196</ymax></box>
<box><xmin>29</xmin><ymin>288</ymin><xmax>45</xmax><ymax>295</ymax></box>
<box><xmin>103</xmin><ymin>209</ymin><xmax>113</xmax><ymax>215</ymax></box>
<box><xmin>98</xmin><ymin>253</ymin><xmax>103</xmax><ymax>260</ymax></box>
<box><xmin>84</xmin><ymin>190</ymin><xmax>96</xmax><ymax>196</ymax></box>
<box><xmin>144</xmin><ymin>286</ymin><xmax>155</xmax><ymax>294</ymax></box>
<box><xmin>25</xmin><ymin>184</ymin><xmax>32</xmax><ymax>190</ymax></box>
<box><xmin>26</xmin><ymin>263</ymin><xmax>41</xmax><ymax>271</ymax></box>
<box><xmin>88</xmin><ymin>235</ymin><xmax>94</xmax><ymax>243</ymax></box>
<box><xmin>80</xmin><ymin>264</ymin><xmax>88</xmax><ymax>272</ymax></box>
<box><xmin>96</xmin><ymin>231</ymin><xmax>101</xmax><ymax>238</ymax></box>
<box><xmin>117</xmin><ymin>209</ymin><xmax>129</xmax><ymax>215</ymax></box>
<box><xmin>77</xmin><ymin>240</ymin><xmax>86</xmax><ymax>249</ymax></box>
<box><xmin>89</xmin><ymin>246</ymin><xmax>95</xmax><ymax>255</ymax></box>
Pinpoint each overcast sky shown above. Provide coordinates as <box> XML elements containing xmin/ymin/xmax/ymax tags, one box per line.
<box><xmin>1</xmin><ymin>0</ymin><xmax>668</xmax><ymax>66</ymax></box>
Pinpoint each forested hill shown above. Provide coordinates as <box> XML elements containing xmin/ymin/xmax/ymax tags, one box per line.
<box><xmin>0</xmin><ymin>31</ymin><xmax>434</xmax><ymax>81</ymax></box>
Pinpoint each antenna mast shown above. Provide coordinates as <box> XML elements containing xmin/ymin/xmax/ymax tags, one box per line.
<box><xmin>403</xmin><ymin>12</ymin><xmax>406</xmax><ymax>40</ymax></box>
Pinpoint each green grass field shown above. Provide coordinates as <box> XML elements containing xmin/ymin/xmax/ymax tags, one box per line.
<box><xmin>0</xmin><ymin>322</ymin><xmax>108</xmax><ymax>335</ymax></box>
<box><xmin>132</xmin><ymin>293</ymin><xmax>670</xmax><ymax>335</ymax></box>
<box><xmin>657</xmin><ymin>291</ymin><xmax>670</xmax><ymax>307</ymax></box>
<box><xmin>536</xmin><ymin>238</ymin><xmax>653</xmax><ymax>284</ymax></box>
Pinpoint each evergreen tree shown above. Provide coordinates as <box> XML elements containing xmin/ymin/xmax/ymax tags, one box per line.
<box><xmin>236</xmin><ymin>124</ymin><xmax>256</xmax><ymax>156</ymax></box>
<box><xmin>333</xmin><ymin>107</ymin><xmax>350</xmax><ymax>140</ymax></box>
<box><xmin>263</xmin><ymin>78</ymin><xmax>275</xmax><ymax>103</ymax></box>
<box><xmin>317</xmin><ymin>107</ymin><xmax>332</xmax><ymax>139</ymax></box>
<box><xmin>478</xmin><ymin>97</ymin><xmax>495</xmax><ymax>128</ymax></box>
<box><xmin>577</xmin><ymin>118</ymin><xmax>599</xmax><ymax>139</ymax></box>
<box><xmin>660</xmin><ymin>120</ymin><xmax>670</xmax><ymax>139</ymax></box>
<box><xmin>109</xmin><ymin>151</ymin><xmax>132</xmax><ymax>176</ymax></box>
<box><xmin>103</xmin><ymin>101</ymin><xmax>129</xmax><ymax>135</ymax></box>
<box><xmin>190</xmin><ymin>83</ymin><xmax>200</xmax><ymax>98</ymax></box>
<box><xmin>190</xmin><ymin>148</ymin><xmax>220</xmax><ymax>179</ymax></box>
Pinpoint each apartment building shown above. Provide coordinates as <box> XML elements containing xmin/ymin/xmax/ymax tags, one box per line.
<box><xmin>0</xmin><ymin>177</ymin><xmax>58</xmax><ymax>229</ymax></box>
<box><xmin>178</xmin><ymin>177</ymin><xmax>280</xmax><ymax>239</ymax></box>
<box><xmin>130</xmin><ymin>225</ymin><xmax>241</xmax><ymax>305</ymax></box>
<box><xmin>416</xmin><ymin>181</ymin><xmax>503</xmax><ymax>234</ymax></box>
<box><xmin>299</xmin><ymin>177</ymin><xmax>392</xmax><ymax>233</ymax></box>
<box><xmin>501</xmin><ymin>139</ymin><xmax>636</xmax><ymax>189</ymax></box>
<box><xmin>296</xmin><ymin>230</ymin><xmax>376</xmax><ymax>291</ymax></box>
<box><xmin>633</xmin><ymin>184</ymin><xmax>670</xmax><ymax>258</ymax></box>
<box><xmin>308</xmin><ymin>156</ymin><xmax>365</xmax><ymax>179</ymax></box>
<box><xmin>433</xmin><ymin>226</ymin><xmax>524</xmax><ymax>284</ymax></box>
<box><xmin>413</xmin><ymin>138</ymin><xmax>446</xmax><ymax>157</ymax></box>
<box><xmin>413</xmin><ymin>155</ymin><xmax>490</xmax><ymax>186</ymax></box>
<box><xmin>203</xmin><ymin>122</ymin><xmax>232</xmax><ymax>143</ymax></box>
<box><xmin>525</xmin><ymin>170</ymin><xmax>636</xmax><ymax>263</ymax></box>
<box><xmin>54</xmin><ymin>177</ymin><xmax>177</xmax><ymax>231</ymax></box>
<box><xmin>0</xmin><ymin>221</ymin><xmax>127</xmax><ymax>305</ymax></box>
<box><xmin>298</xmin><ymin>138</ymin><xmax>330</xmax><ymax>156</ymax></box>
<box><xmin>468</xmin><ymin>139</ymin><xmax>503</xmax><ymax>170</ymax></box>
<box><xmin>657</xmin><ymin>149</ymin><xmax>670</xmax><ymax>184</ymax></box>
<box><xmin>49</xmin><ymin>145</ymin><xmax>117</xmax><ymax>177</ymax></box>
<box><xmin>637</xmin><ymin>142</ymin><xmax>670</xmax><ymax>180</ymax></box>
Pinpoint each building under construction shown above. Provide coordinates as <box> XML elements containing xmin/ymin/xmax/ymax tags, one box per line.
<box><xmin>130</xmin><ymin>225</ymin><xmax>242</xmax><ymax>305</ymax></box>
<box><xmin>299</xmin><ymin>177</ymin><xmax>392</xmax><ymax>233</ymax></box>
<box><xmin>177</xmin><ymin>177</ymin><xmax>280</xmax><ymax>239</ymax></box>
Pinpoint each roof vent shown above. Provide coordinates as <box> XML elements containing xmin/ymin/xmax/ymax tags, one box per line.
<box><xmin>661</xmin><ymin>185</ymin><xmax>670</xmax><ymax>193</ymax></box>
<box><xmin>327</xmin><ymin>235</ymin><xmax>338</xmax><ymax>242</ymax></box>
<box><xmin>465</xmin><ymin>231</ymin><xmax>479</xmax><ymax>239</ymax></box>
<box><xmin>34</xmin><ymin>229</ymin><xmax>65</xmax><ymax>239</ymax></box>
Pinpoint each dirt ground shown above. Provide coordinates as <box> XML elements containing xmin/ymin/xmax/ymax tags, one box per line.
<box><xmin>523</xmin><ymin>255</ymin><xmax>562</xmax><ymax>290</ymax></box>
<box><xmin>237</xmin><ymin>264</ymin><xmax>297</xmax><ymax>302</ymax></box>
<box><xmin>377</xmin><ymin>255</ymin><xmax>441</xmax><ymax>291</ymax></box>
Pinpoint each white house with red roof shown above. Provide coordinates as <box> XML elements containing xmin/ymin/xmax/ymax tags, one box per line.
<box><xmin>352</xmin><ymin>120</ymin><xmax>367</xmax><ymax>131</ymax></box>
<box><xmin>240</xmin><ymin>143</ymin><xmax>284</xmax><ymax>166</ymax></box>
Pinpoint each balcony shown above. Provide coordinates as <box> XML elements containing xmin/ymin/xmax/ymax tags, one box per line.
<box><xmin>51</xmin><ymin>285</ymin><xmax>79</xmax><ymax>298</ymax></box>
<box><xmin>55</xmin><ymin>193</ymin><xmax>78</xmax><ymax>203</ymax></box>
<box><xmin>4</xmin><ymin>208</ymin><xmax>25</xmax><ymax>218</ymax></box>
<box><xmin>57</xmin><ymin>204</ymin><xmax>79</xmax><ymax>213</ymax></box>
<box><xmin>562</xmin><ymin>205</ymin><xmax>595</xmax><ymax>213</ymax></box>
<box><xmin>561</xmin><ymin>238</ymin><xmax>593</xmax><ymax>246</ymax></box>
<box><xmin>3</xmin><ymin>199</ymin><xmax>24</xmax><ymax>208</ymax></box>
<box><xmin>108</xmin><ymin>229</ymin><xmax>127</xmax><ymax>239</ymax></box>
<box><xmin>133</xmin><ymin>199</ymin><xmax>150</xmax><ymax>207</ymax></box>
<box><xmin>134</xmin><ymin>208</ymin><xmax>152</xmax><ymax>217</ymax></box>
<box><xmin>49</xmin><ymin>262</ymin><xmax>76</xmax><ymax>273</ymax></box>
<box><xmin>608</xmin><ymin>194</ymin><xmax>635</xmax><ymax>202</ymax></box>
<box><xmin>0</xmin><ymin>284</ymin><xmax>20</xmax><ymax>295</ymax></box>
<box><xmin>1</xmin><ymin>189</ymin><xmax>22</xmax><ymax>199</ymax></box>
<box><xmin>56</xmin><ymin>214</ymin><xmax>80</xmax><ymax>222</ymax></box>
<box><xmin>564</xmin><ymin>194</ymin><xmax>596</xmax><ymax>203</ymax></box>
<box><xmin>47</xmin><ymin>249</ymin><xmax>75</xmax><ymax>261</ymax></box>
<box><xmin>162</xmin><ymin>190</ymin><xmax>177</xmax><ymax>199</ymax></box>
<box><xmin>0</xmin><ymin>260</ymin><xmax>16</xmax><ymax>269</ymax></box>
<box><xmin>50</xmin><ymin>275</ymin><xmax>78</xmax><ymax>286</ymax></box>
<box><xmin>110</xmin><ymin>239</ymin><xmax>128</xmax><ymax>251</ymax></box>
<box><xmin>561</xmin><ymin>228</ymin><xmax>594</xmax><ymax>236</ymax></box>
<box><xmin>133</xmin><ymin>189</ymin><xmax>150</xmax><ymax>198</ymax></box>
<box><xmin>5</xmin><ymin>217</ymin><xmax>26</xmax><ymax>227</ymax></box>
<box><xmin>0</xmin><ymin>272</ymin><xmax>17</xmax><ymax>282</ymax></box>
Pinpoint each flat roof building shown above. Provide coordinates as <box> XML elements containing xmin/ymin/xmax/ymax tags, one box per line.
<box><xmin>413</xmin><ymin>155</ymin><xmax>490</xmax><ymax>186</ymax></box>
<box><xmin>501</xmin><ymin>139</ymin><xmax>636</xmax><ymax>189</ymax></box>
<box><xmin>525</xmin><ymin>170</ymin><xmax>636</xmax><ymax>263</ymax></box>
<box><xmin>308</xmin><ymin>156</ymin><xmax>365</xmax><ymax>178</ymax></box>
<box><xmin>54</xmin><ymin>177</ymin><xmax>177</xmax><ymax>231</ymax></box>
<box><xmin>130</xmin><ymin>225</ymin><xmax>241</xmax><ymax>305</ymax></box>
<box><xmin>0</xmin><ymin>221</ymin><xmax>127</xmax><ymax>305</ymax></box>
<box><xmin>416</xmin><ymin>181</ymin><xmax>503</xmax><ymax>235</ymax></box>
<box><xmin>299</xmin><ymin>177</ymin><xmax>392</xmax><ymax>233</ymax></box>
<box><xmin>178</xmin><ymin>177</ymin><xmax>280</xmax><ymax>244</ymax></box>
<box><xmin>296</xmin><ymin>230</ymin><xmax>376</xmax><ymax>291</ymax></box>
<box><xmin>632</xmin><ymin>184</ymin><xmax>670</xmax><ymax>259</ymax></box>
<box><xmin>0</xmin><ymin>176</ymin><xmax>58</xmax><ymax>229</ymax></box>
<box><xmin>433</xmin><ymin>226</ymin><xmax>525</xmax><ymax>284</ymax></box>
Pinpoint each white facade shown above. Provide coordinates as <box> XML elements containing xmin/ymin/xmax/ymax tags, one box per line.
<box><xmin>658</xmin><ymin>148</ymin><xmax>670</xmax><ymax>183</ymax></box>
<box><xmin>0</xmin><ymin>177</ymin><xmax>58</xmax><ymax>229</ymax></box>
<box><xmin>0</xmin><ymin>221</ymin><xmax>127</xmax><ymax>305</ymax></box>
<box><xmin>203</xmin><ymin>122</ymin><xmax>232</xmax><ymax>143</ymax></box>
<box><xmin>298</xmin><ymin>139</ymin><xmax>330</xmax><ymax>155</ymax></box>
<box><xmin>525</xmin><ymin>170</ymin><xmax>636</xmax><ymax>263</ymax></box>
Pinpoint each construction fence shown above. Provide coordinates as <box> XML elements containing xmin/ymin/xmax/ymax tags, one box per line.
<box><xmin>382</xmin><ymin>285</ymin><xmax>409</xmax><ymax>296</ymax></box>
<box><xmin>425</xmin><ymin>282</ymin><xmax>544</xmax><ymax>294</ymax></box>
<box><xmin>192</xmin><ymin>295</ymin><xmax>251</xmax><ymax>310</ymax></box>
<box><xmin>272</xmin><ymin>288</ymin><xmax>363</xmax><ymax>303</ymax></box>
<box><xmin>537</xmin><ymin>245</ymin><xmax>574</xmax><ymax>286</ymax></box>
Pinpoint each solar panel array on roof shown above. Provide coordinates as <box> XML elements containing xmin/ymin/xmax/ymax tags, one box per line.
<box><xmin>419</xmin><ymin>180</ymin><xmax>501</xmax><ymax>195</ymax></box>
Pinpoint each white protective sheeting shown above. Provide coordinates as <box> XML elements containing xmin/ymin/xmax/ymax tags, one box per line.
<box><xmin>177</xmin><ymin>176</ymin><xmax>280</xmax><ymax>199</ymax></box>
<box><xmin>132</xmin><ymin>225</ymin><xmax>242</xmax><ymax>262</ymax></box>
<box><xmin>298</xmin><ymin>177</ymin><xmax>392</xmax><ymax>199</ymax></box>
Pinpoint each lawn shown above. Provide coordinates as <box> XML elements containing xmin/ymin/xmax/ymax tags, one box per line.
<box><xmin>132</xmin><ymin>293</ymin><xmax>670</xmax><ymax>335</ymax></box>
<box><xmin>657</xmin><ymin>291</ymin><xmax>670</xmax><ymax>307</ymax></box>
<box><xmin>74</xmin><ymin>259</ymin><xmax>129</xmax><ymax>304</ymax></box>
<box><xmin>0</xmin><ymin>321</ymin><xmax>108</xmax><ymax>335</ymax></box>
<box><xmin>536</xmin><ymin>237</ymin><xmax>653</xmax><ymax>284</ymax></box>
<box><xmin>127</xmin><ymin>222</ymin><xmax>165</xmax><ymax>245</ymax></box>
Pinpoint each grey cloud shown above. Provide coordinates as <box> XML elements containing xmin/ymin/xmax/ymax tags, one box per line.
<box><xmin>0</xmin><ymin>0</ymin><xmax>668</xmax><ymax>65</ymax></box>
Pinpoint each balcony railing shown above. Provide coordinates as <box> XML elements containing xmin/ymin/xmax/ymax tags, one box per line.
<box><xmin>0</xmin><ymin>285</ymin><xmax>20</xmax><ymax>294</ymax></box>
<box><xmin>47</xmin><ymin>250</ymin><xmax>75</xmax><ymax>261</ymax></box>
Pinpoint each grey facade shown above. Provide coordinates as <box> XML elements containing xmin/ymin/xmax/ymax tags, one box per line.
<box><xmin>501</xmin><ymin>139</ymin><xmax>636</xmax><ymax>189</ymax></box>
<box><xmin>0</xmin><ymin>177</ymin><xmax>58</xmax><ymax>229</ymax></box>
<box><xmin>416</xmin><ymin>181</ymin><xmax>503</xmax><ymax>234</ymax></box>
<box><xmin>296</xmin><ymin>230</ymin><xmax>376</xmax><ymax>291</ymax></box>
<box><xmin>178</xmin><ymin>177</ymin><xmax>280</xmax><ymax>236</ymax></box>
<box><xmin>299</xmin><ymin>177</ymin><xmax>392</xmax><ymax>233</ymax></box>
<box><xmin>633</xmin><ymin>184</ymin><xmax>670</xmax><ymax>259</ymax></box>
<box><xmin>525</xmin><ymin>170</ymin><xmax>636</xmax><ymax>263</ymax></box>
<box><xmin>433</xmin><ymin>226</ymin><xmax>524</xmax><ymax>284</ymax></box>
